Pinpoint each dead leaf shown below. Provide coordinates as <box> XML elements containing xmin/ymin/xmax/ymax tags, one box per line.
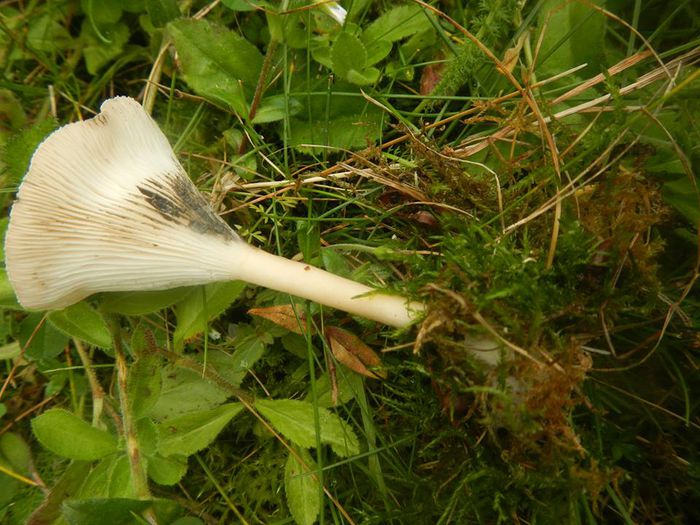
<box><xmin>248</xmin><ymin>304</ymin><xmax>311</xmax><ymax>335</ymax></box>
<box><xmin>325</xmin><ymin>326</ymin><xmax>387</xmax><ymax>380</ymax></box>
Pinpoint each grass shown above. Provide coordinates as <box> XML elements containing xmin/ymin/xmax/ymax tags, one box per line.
<box><xmin>1</xmin><ymin>0</ymin><xmax>699</xmax><ymax>524</ymax></box>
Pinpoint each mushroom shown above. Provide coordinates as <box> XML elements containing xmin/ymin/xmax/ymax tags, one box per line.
<box><xmin>4</xmin><ymin>97</ymin><xmax>423</xmax><ymax>327</ymax></box>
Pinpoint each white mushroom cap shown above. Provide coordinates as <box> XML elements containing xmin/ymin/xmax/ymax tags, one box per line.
<box><xmin>5</xmin><ymin>97</ymin><xmax>244</xmax><ymax>310</ymax></box>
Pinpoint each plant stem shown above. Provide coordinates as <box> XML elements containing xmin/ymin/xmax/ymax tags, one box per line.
<box><xmin>233</xmin><ymin>244</ymin><xmax>425</xmax><ymax>327</ymax></box>
<box><xmin>248</xmin><ymin>39</ymin><xmax>279</xmax><ymax>122</ymax></box>
<box><xmin>108</xmin><ymin>318</ymin><xmax>157</xmax><ymax>524</ymax></box>
<box><xmin>73</xmin><ymin>339</ymin><xmax>106</xmax><ymax>427</ymax></box>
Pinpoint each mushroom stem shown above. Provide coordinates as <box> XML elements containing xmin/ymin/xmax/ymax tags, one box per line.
<box><xmin>233</xmin><ymin>244</ymin><xmax>424</xmax><ymax>327</ymax></box>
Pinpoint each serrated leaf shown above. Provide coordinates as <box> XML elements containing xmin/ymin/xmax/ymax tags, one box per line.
<box><xmin>255</xmin><ymin>399</ymin><xmax>360</xmax><ymax>457</ymax></box>
<box><xmin>168</xmin><ymin>19</ymin><xmax>263</xmax><ymax>116</ymax></box>
<box><xmin>100</xmin><ymin>287</ymin><xmax>191</xmax><ymax>315</ymax></box>
<box><xmin>331</xmin><ymin>32</ymin><xmax>367</xmax><ymax>79</ymax></box>
<box><xmin>146</xmin><ymin>0</ymin><xmax>180</xmax><ymax>28</ymax></box>
<box><xmin>173</xmin><ymin>281</ymin><xmax>247</xmax><ymax>350</ymax></box>
<box><xmin>128</xmin><ymin>355</ymin><xmax>163</xmax><ymax>419</ymax></box>
<box><xmin>147</xmin><ymin>453</ymin><xmax>188</xmax><ymax>485</ymax></box>
<box><xmin>48</xmin><ymin>302</ymin><xmax>112</xmax><ymax>349</ymax></box>
<box><xmin>31</xmin><ymin>409</ymin><xmax>118</xmax><ymax>460</ymax></box>
<box><xmin>62</xmin><ymin>498</ymin><xmax>182</xmax><ymax>525</ymax></box>
<box><xmin>149</xmin><ymin>365</ymin><xmax>229</xmax><ymax>420</ymax></box>
<box><xmin>362</xmin><ymin>4</ymin><xmax>431</xmax><ymax>45</ymax></box>
<box><xmin>157</xmin><ymin>403</ymin><xmax>243</xmax><ymax>457</ymax></box>
<box><xmin>285</xmin><ymin>448</ymin><xmax>321</xmax><ymax>525</ymax></box>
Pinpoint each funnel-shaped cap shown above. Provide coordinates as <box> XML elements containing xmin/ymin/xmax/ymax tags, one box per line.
<box><xmin>5</xmin><ymin>97</ymin><xmax>244</xmax><ymax>310</ymax></box>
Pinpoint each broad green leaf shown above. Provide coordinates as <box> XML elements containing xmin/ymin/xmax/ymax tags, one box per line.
<box><xmin>128</xmin><ymin>354</ymin><xmax>163</xmax><ymax>419</ymax></box>
<box><xmin>147</xmin><ymin>453</ymin><xmax>188</xmax><ymax>485</ymax></box>
<box><xmin>0</xmin><ymin>432</ymin><xmax>31</xmax><ymax>473</ymax></box>
<box><xmin>537</xmin><ymin>0</ymin><xmax>606</xmax><ymax>77</ymax></box>
<box><xmin>157</xmin><ymin>403</ymin><xmax>243</xmax><ymax>457</ymax></box>
<box><xmin>255</xmin><ymin>399</ymin><xmax>360</xmax><ymax>457</ymax></box>
<box><xmin>149</xmin><ymin>365</ymin><xmax>229</xmax><ymax>420</ymax></box>
<box><xmin>100</xmin><ymin>287</ymin><xmax>190</xmax><ymax>315</ymax></box>
<box><xmin>26</xmin><ymin>13</ymin><xmax>73</xmax><ymax>51</ymax></box>
<box><xmin>305</xmin><ymin>371</ymin><xmax>362</xmax><ymax>408</ymax></box>
<box><xmin>168</xmin><ymin>19</ymin><xmax>263</xmax><ymax>116</ymax></box>
<box><xmin>81</xmin><ymin>21</ymin><xmax>130</xmax><ymax>75</ymax></box>
<box><xmin>173</xmin><ymin>281</ymin><xmax>246</xmax><ymax>350</ymax></box>
<box><xmin>365</xmin><ymin>39</ymin><xmax>392</xmax><ymax>66</ymax></box>
<box><xmin>171</xmin><ymin>518</ymin><xmax>206</xmax><ymax>525</ymax></box>
<box><xmin>62</xmin><ymin>498</ymin><xmax>182</xmax><ymax>525</ymax></box>
<box><xmin>146</xmin><ymin>0</ymin><xmax>180</xmax><ymax>27</ymax></box>
<box><xmin>0</xmin><ymin>474</ymin><xmax>20</xmax><ymax>515</ymax></box>
<box><xmin>222</xmin><ymin>0</ymin><xmax>266</xmax><ymax>11</ymax></box>
<box><xmin>296</xmin><ymin>220</ymin><xmax>321</xmax><ymax>262</ymax></box>
<box><xmin>362</xmin><ymin>4</ymin><xmax>431</xmax><ymax>45</ymax></box>
<box><xmin>331</xmin><ymin>32</ymin><xmax>367</xmax><ymax>79</ymax></box>
<box><xmin>346</xmin><ymin>67</ymin><xmax>380</xmax><ymax>85</ymax></box>
<box><xmin>252</xmin><ymin>94</ymin><xmax>303</xmax><ymax>124</ymax></box>
<box><xmin>204</xmin><ymin>329</ymin><xmax>268</xmax><ymax>387</ymax></box>
<box><xmin>0</xmin><ymin>271</ymin><xmax>19</xmax><ymax>309</ymax></box>
<box><xmin>0</xmin><ymin>341</ymin><xmax>20</xmax><ymax>360</ymax></box>
<box><xmin>80</xmin><ymin>0</ymin><xmax>123</xmax><ymax>24</ymax></box>
<box><xmin>266</xmin><ymin>10</ymin><xmax>308</xmax><ymax>48</ymax></box>
<box><xmin>663</xmin><ymin>177</ymin><xmax>700</xmax><ymax>227</ymax></box>
<box><xmin>3</xmin><ymin>117</ymin><xmax>56</xmax><ymax>185</ymax></box>
<box><xmin>289</xmin><ymin>113</ymin><xmax>382</xmax><ymax>152</ymax></box>
<box><xmin>108</xmin><ymin>455</ymin><xmax>134</xmax><ymax>498</ymax></box>
<box><xmin>19</xmin><ymin>313</ymin><xmax>69</xmax><ymax>360</ymax></box>
<box><xmin>285</xmin><ymin>448</ymin><xmax>321</xmax><ymax>525</ymax></box>
<box><xmin>136</xmin><ymin>418</ymin><xmax>158</xmax><ymax>457</ymax></box>
<box><xmin>31</xmin><ymin>409</ymin><xmax>118</xmax><ymax>460</ymax></box>
<box><xmin>288</xmin><ymin>81</ymin><xmax>383</xmax><ymax>152</ymax></box>
<box><xmin>48</xmin><ymin>302</ymin><xmax>112</xmax><ymax>349</ymax></box>
<box><xmin>79</xmin><ymin>457</ymin><xmax>116</xmax><ymax>498</ymax></box>
<box><xmin>321</xmin><ymin>248</ymin><xmax>352</xmax><ymax>277</ymax></box>
<box><xmin>25</xmin><ymin>462</ymin><xmax>92</xmax><ymax>525</ymax></box>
